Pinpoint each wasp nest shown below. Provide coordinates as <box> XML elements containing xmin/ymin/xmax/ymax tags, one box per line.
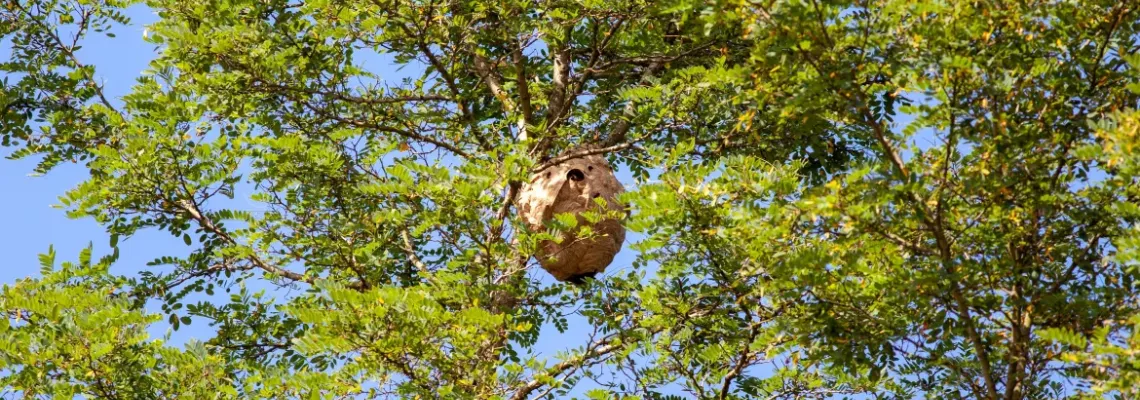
<box><xmin>517</xmin><ymin>150</ymin><xmax>626</xmax><ymax>283</ymax></box>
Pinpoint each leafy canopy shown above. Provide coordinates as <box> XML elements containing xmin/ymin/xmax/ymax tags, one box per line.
<box><xmin>3</xmin><ymin>0</ymin><xmax>1140</xmax><ymax>398</ymax></box>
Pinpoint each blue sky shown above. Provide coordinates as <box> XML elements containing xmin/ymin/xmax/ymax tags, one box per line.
<box><xmin>0</xmin><ymin>3</ymin><xmax>194</xmax><ymax>326</ymax></box>
<box><xmin>0</xmin><ymin>5</ymin><xmax>161</xmax><ymax>283</ymax></box>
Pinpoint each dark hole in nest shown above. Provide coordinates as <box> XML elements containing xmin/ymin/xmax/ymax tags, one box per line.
<box><xmin>567</xmin><ymin>169</ymin><xmax>585</xmax><ymax>181</ymax></box>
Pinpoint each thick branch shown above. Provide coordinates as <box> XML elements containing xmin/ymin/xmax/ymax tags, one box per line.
<box><xmin>859</xmin><ymin>109</ymin><xmax>911</xmax><ymax>179</ymax></box>
<box><xmin>513</xmin><ymin>43</ymin><xmax>534</xmax><ymax>140</ymax></box>
<box><xmin>545</xmin><ymin>26</ymin><xmax>574</xmax><ymax>127</ymax></box>
<box><xmin>473</xmin><ymin>54</ymin><xmax>515</xmax><ymax>112</ymax></box>
<box><xmin>719</xmin><ymin>323</ymin><xmax>761</xmax><ymax>400</ymax></box>
<box><xmin>863</xmin><ymin>111</ymin><xmax>998</xmax><ymax>400</ymax></box>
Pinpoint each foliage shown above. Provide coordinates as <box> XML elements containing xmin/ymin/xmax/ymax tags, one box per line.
<box><xmin>1038</xmin><ymin>107</ymin><xmax>1140</xmax><ymax>400</ymax></box>
<box><xmin>0</xmin><ymin>246</ymin><xmax>236</xmax><ymax>398</ymax></box>
<box><xmin>3</xmin><ymin>0</ymin><xmax>1140</xmax><ymax>398</ymax></box>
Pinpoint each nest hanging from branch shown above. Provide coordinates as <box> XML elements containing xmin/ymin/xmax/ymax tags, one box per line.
<box><xmin>516</xmin><ymin>149</ymin><xmax>627</xmax><ymax>283</ymax></box>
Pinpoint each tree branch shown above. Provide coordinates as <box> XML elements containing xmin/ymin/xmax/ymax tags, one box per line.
<box><xmin>531</xmin><ymin>142</ymin><xmax>637</xmax><ymax>174</ymax></box>
<box><xmin>473</xmin><ymin>54</ymin><xmax>515</xmax><ymax>112</ymax></box>
<box><xmin>719</xmin><ymin>323</ymin><xmax>761</xmax><ymax>400</ymax></box>
<box><xmin>545</xmin><ymin>26</ymin><xmax>574</xmax><ymax>128</ymax></box>
<box><xmin>176</xmin><ymin>200</ymin><xmax>364</xmax><ymax>289</ymax></box>
<box><xmin>249</xmin><ymin>80</ymin><xmax>453</xmax><ymax>105</ymax></box>
<box><xmin>568</xmin><ymin>17</ymin><xmax>624</xmax><ymax>102</ymax></box>
<box><xmin>601</xmin><ymin>62</ymin><xmax>663</xmax><ymax>148</ymax></box>
<box><xmin>508</xmin><ymin>336</ymin><xmax>625</xmax><ymax>400</ymax></box>
<box><xmin>401</xmin><ymin>228</ymin><xmax>432</xmax><ymax>277</ymax></box>
<box><xmin>512</xmin><ymin>41</ymin><xmax>534</xmax><ymax>140</ymax></box>
<box><xmin>860</xmin><ymin>107</ymin><xmax>998</xmax><ymax>400</ymax></box>
<box><xmin>12</xmin><ymin>1</ymin><xmax>123</xmax><ymax>119</ymax></box>
<box><xmin>296</xmin><ymin>98</ymin><xmax>472</xmax><ymax>158</ymax></box>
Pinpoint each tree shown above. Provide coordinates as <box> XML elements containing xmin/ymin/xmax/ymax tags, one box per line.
<box><xmin>2</xmin><ymin>0</ymin><xmax>1140</xmax><ymax>398</ymax></box>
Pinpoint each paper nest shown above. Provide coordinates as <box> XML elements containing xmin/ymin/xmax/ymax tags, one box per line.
<box><xmin>517</xmin><ymin>151</ymin><xmax>626</xmax><ymax>283</ymax></box>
